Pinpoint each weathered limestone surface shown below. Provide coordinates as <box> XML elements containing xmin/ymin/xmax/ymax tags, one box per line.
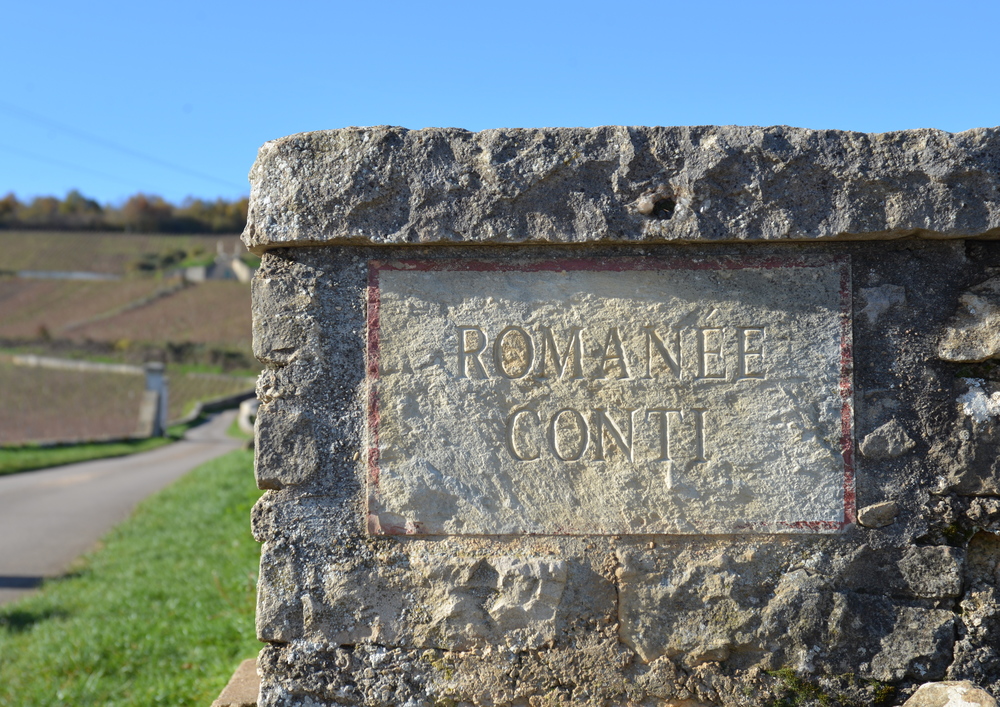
<box><xmin>244</xmin><ymin>126</ymin><xmax>1000</xmax><ymax>252</ymax></box>
<box><xmin>370</xmin><ymin>259</ymin><xmax>850</xmax><ymax>536</ymax></box>
<box><xmin>245</xmin><ymin>127</ymin><xmax>1000</xmax><ymax>706</ymax></box>
<box><xmin>211</xmin><ymin>658</ymin><xmax>260</xmax><ymax>707</ymax></box>
<box><xmin>861</xmin><ymin>419</ymin><xmax>917</xmax><ymax>460</ymax></box>
<box><xmin>858</xmin><ymin>501</ymin><xmax>901</xmax><ymax>529</ymax></box>
<box><xmin>938</xmin><ymin>277</ymin><xmax>1000</xmax><ymax>363</ymax></box>
<box><xmin>902</xmin><ymin>680</ymin><xmax>997</xmax><ymax>706</ymax></box>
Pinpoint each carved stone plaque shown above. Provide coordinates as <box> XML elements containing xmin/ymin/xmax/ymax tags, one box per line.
<box><xmin>366</xmin><ymin>256</ymin><xmax>854</xmax><ymax>535</ymax></box>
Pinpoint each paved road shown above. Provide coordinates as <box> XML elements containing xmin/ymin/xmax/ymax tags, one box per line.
<box><xmin>0</xmin><ymin>410</ymin><xmax>243</xmax><ymax>606</ymax></box>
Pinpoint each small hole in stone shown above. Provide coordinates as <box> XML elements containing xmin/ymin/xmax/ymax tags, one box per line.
<box><xmin>650</xmin><ymin>198</ymin><xmax>675</xmax><ymax>220</ymax></box>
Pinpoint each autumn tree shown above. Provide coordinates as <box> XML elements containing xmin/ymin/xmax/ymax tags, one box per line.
<box><xmin>18</xmin><ymin>196</ymin><xmax>61</xmax><ymax>226</ymax></box>
<box><xmin>0</xmin><ymin>190</ymin><xmax>247</xmax><ymax>233</ymax></box>
<box><xmin>56</xmin><ymin>189</ymin><xmax>104</xmax><ymax>228</ymax></box>
<box><xmin>0</xmin><ymin>193</ymin><xmax>20</xmax><ymax>224</ymax></box>
<box><xmin>115</xmin><ymin>193</ymin><xmax>176</xmax><ymax>232</ymax></box>
<box><xmin>176</xmin><ymin>196</ymin><xmax>249</xmax><ymax>233</ymax></box>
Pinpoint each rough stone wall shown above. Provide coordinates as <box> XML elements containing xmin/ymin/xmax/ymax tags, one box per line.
<box><xmin>250</xmin><ymin>237</ymin><xmax>1000</xmax><ymax>706</ymax></box>
<box><xmin>246</xmin><ymin>126</ymin><xmax>1000</xmax><ymax>706</ymax></box>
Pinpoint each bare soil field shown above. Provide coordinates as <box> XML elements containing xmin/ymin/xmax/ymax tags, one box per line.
<box><xmin>0</xmin><ymin>258</ymin><xmax>252</xmax><ymax>356</ymax></box>
<box><xmin>0</xmin><ymin>362</ymin><xmax>254</xmax><ymax>445</ymax></box>
<box><xmin>0</xmin><ymin>362</ymin><xmax>145</xmax><ymax>444</ymax></box>
<box><xmin>0</xmin><ymin>231</ymin><xmax>243</xmax><ymax>274</ymax></box>
<box><xmin>0</xmin><ymin>278</ymin><xmax>166</xmax><ymax>339</ymax></box>
<box><xmin>70</xmin><ymin>280</ymin><xmax>252</xmax><ymax>351</ymax></box>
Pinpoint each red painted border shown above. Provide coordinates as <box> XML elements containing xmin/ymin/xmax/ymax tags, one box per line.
<box><xmin>839</xmin><ymin>264</ymin><xmax>857</xmax><ymax>526</ymax></box>
<box><xmin>365</xmin><ymin>266</ymin><xmax>383</xmax><ymax>535</ymax></box>
<box><xmin>365</xmin><ymin>255</ymin><xmax>855</xmax><ymax>535</ymax></box>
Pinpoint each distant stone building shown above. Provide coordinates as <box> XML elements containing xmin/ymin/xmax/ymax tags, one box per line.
<box><xmin>184</xmin><ymin>241</ymin><xmax>254</xmax><ymax>284</ymax></box>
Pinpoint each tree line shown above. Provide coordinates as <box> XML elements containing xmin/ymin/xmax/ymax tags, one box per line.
<box><xmin>0</xmin><ymin>190</ymin><xmax>248</xmax><ymax>233</ymax></box>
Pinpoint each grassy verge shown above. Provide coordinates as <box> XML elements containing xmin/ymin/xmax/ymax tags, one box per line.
<box><xmin>0</xmin><ymin>420</ymin><xmax>199</xmax><ymax>477</ymax></box>
<box><xmin>0</xmin><ymin>448</ymin><xmax>262</xmax><ymax>706</ymax></box>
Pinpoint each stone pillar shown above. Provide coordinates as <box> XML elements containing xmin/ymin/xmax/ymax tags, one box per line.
<box><xmin>139</xmin><ymin>361</ymin><xmax>168</xmax><ymax>437</ymax></box>
<box><xmin>244</xmin><ymin>126</ymin><xmax>1000</xmax><ymax>706</ymax></box>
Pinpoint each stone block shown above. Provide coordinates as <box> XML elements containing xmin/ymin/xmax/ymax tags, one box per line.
<box><xmin>245</xmin><ymin>125</ymin><xmax>1000</xmax><ymax>706</ymax></box>
<box><xmin>938</xmin><ymin>278</ymin><xmax>1000</xmax><ymax>363</ymax></box>
<box><xmin>243</xmin><ymin>126</ymin><xmax>1000</xmax><ymax>251</ymax></box>
<box><xmin>903</xmin><ymin>681</ymin><xmax>997</xmax><ymax>707</ymax></box>
<box><xmin>860</xmin><ymin>418</ymin><xmax>917</xmax><ymax>459</ymax></box>
<box><xmin>368</xmin><ymin>258</ymin><xmax>852</xmax><ymax>536</ymax></box>
<box><xmin>211</xmin><ymin>658</ymin><xmax>259</xmax><ymax>707</ymax></box>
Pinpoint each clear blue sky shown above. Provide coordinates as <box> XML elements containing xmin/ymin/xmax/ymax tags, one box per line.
<box><xmin>2</xmin><ymin>0</ymin><xmax>997</xmax><ymax>206</ymax></box>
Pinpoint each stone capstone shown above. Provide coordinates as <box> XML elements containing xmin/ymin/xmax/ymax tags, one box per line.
<box><xmin>243</xmin><ymin>126</ymin><xmax>1000</xmax><ymax>252</ymax></box>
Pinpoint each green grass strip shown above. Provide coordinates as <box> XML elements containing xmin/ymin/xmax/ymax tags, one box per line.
<box><xmin>0</xmin><ymin>421</ymin><xmax>199</xmax><ymax>476</ymax></box>
<box><xmin>0</xmin><ymin>449</ymin><xmax>262</xmax><ymax>706</ymax></box>
<box><xmin>0</xmin><ymin>438</ymin><xmax>172</xmax><ymax>476</ymax></box>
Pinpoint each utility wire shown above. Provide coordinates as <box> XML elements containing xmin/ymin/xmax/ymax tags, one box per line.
<box><xmin>0</xmin><ymin>100</ymin><xmax>245</xmax><ymax>191</ymax></box>
<box><xmin>0</xmin><ymin>142</ymin><xmax>145</xmax><ymax>191</ymax></box>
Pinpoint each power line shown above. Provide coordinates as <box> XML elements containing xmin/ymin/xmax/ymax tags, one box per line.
<box><xmin>0</xmin><ymin>100</ymin><xmax>245</xmax><ymax>191</ymax></box>
<box><xmin>0</xmin><ymin>142</ymin><xmax>144</xmax><ymax>191</ymax></box>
